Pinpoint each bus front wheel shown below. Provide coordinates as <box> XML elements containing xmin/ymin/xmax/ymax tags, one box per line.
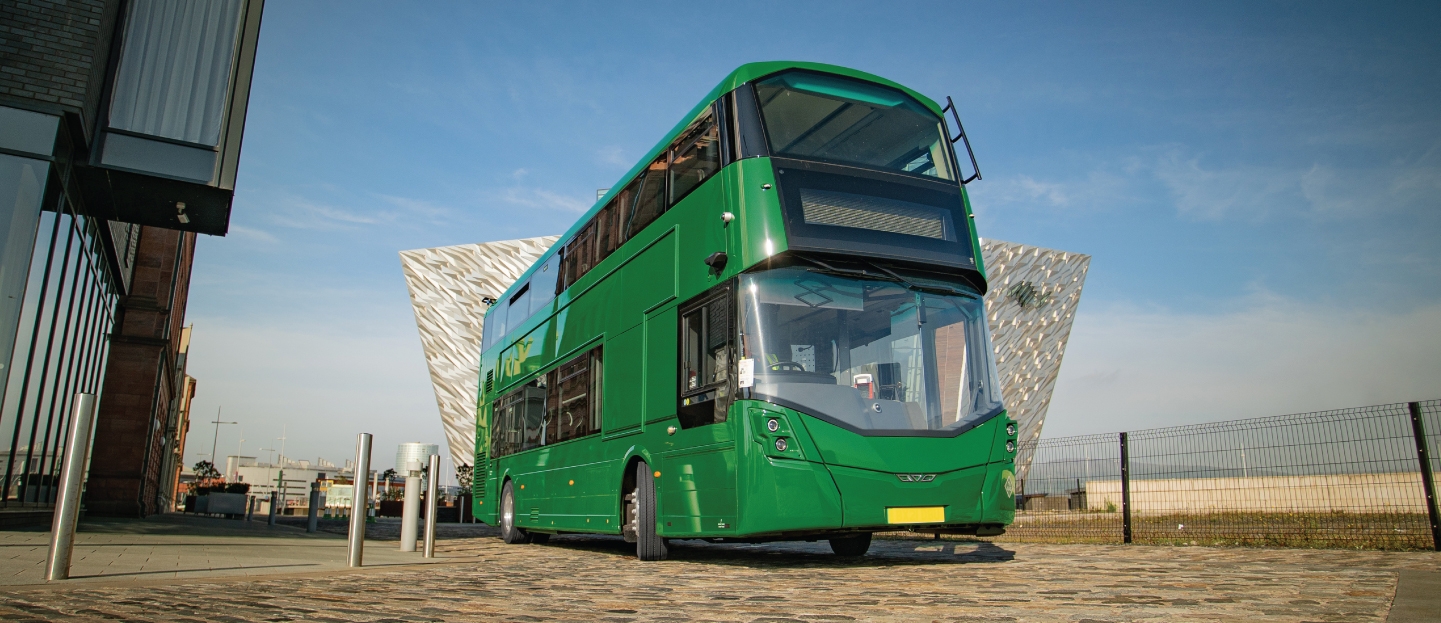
<box><xmin>500</xmin><ymin>481</ymin><xmax>531</xmax><ymax>544</ymax></box>
<box><xmin>634</xmin><ymin>461</ymin><xmax>668</xmax><ymax>561</ymax></box>
<box><xmin>829</xmin><ymin>533</ymin><xmax>872</xmax><ymax>557</ymax></box>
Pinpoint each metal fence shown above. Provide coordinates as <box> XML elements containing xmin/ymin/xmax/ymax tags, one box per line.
<box><xmin>1004</xmin><ymin>400</ymin><xmax>1441</xmax><ymax>551</ymax></box>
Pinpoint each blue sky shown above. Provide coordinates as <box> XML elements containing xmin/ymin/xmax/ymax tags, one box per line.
<box><xmin>181</xmin><ymin>1</ymin><xmax>1441</xmax><ymax>471</ymax></box>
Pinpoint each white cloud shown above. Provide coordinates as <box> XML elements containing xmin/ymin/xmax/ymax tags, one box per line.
<box><xmin>227</xmin><ymin>225</ymin><xmax>278</xmax><ymax>244</ymax></box>
<box><xmin>978</xmin><ymin>169</ymin><xmax>1133</xmax><ymax>213</ymax></box>
<box><xmin>1153</xmin><ymin>151</ymin><xmax>1296</xmax><ymax>221</ymax></box>
<box><xmin>1045</xmin><ymin>295</ymin><xmax>1441</xmax><ymax>436</ymax></box>
<box><xmin>498</xmin><ymin>187</ymin><xmax>591</xmax><ymax>213</ymax></box>
<box><xmin>266</xmin><ymin>195</ymin><xmax>383</xmax><ymax>230</ymax></box>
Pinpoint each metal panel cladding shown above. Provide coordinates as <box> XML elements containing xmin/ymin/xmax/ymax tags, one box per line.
<box><xmin>399</xmin><ymin>236</ymin><xmax>559</xmax><ymax>469</ymax></box>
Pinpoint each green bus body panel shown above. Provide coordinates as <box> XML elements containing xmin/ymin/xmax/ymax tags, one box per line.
<box><xmin>799</xmin><ymin>411</ymin><xmax>1003</xmax><ymax>475</ymax></box>
<box><xmin>480</xmin><ymin>61</ymin><xmax>926</xmax><ymax>328</ymax></box>
<box><xmin>472</xmin><ymin>62</ymin><xmax>1014</xmax><ymax>539</ymax></box>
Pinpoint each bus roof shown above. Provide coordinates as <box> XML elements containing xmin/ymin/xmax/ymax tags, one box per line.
<box><xmin>483</xmin><ymin>61</ymin><xmax>944</xmax><ymax>322</ymax></box>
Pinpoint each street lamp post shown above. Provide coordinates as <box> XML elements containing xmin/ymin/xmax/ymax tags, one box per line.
<box><xmin>234</xmin><ymin>438</ymin><xmax>245</xmax><ymax>480</ymax></box>
<box><xmin>208</xmin><ymin>407</ymin><xmax>237</xmax><ymax>475</ymax></box>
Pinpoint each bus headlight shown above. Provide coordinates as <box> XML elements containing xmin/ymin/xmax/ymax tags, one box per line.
<box><xmin>767</xmin><ymin>418</ymin><xmax>780</xmax><ymax>432</ymax></box>
<box><xmin>775</xmin><ymin>438</ymin><xmax>788</xmax><ymax>452</ymax></box>
<box><xmin>1006</xmin><ymin>423</ymin><xmax>1016</xmax><ymax>436</ymax></box>
<box><xmin>1005</xmin><ymin>441</ymin><xmax>1015</xmax><ymax>453</ymax></box>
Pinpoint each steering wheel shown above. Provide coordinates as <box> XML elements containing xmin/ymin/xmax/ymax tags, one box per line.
<box><xmin>768</xmin><ymin>361</ymin><xmax>806</xmax><ymax>372</ymax></box>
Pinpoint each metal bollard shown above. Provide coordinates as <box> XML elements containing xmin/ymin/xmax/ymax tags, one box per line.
<box><xmin>424</xmin><ymin>454</ymin><xmax>439</xmax><ymax>557</ymax></box>
<box><xmin>307</xmin><ymin>482</ymin><xmax>320</xmax><ymax>533</ymax></box>
<box><xmin>400</xmin><ymin>460</ymin><xmax>421</xmax><ymax>552</ymax></box>
<box><xmin>268</xmin><ymin>490</ymin><xmax>278</xmax><ymax>526</ymax></box>
<box><xmin>347</xmin><ymin>433</ymin><xmax>372</xmax><ymax>567</ymax></box>
<box><xmin>45</xmin><ymin>394</ymin><xmax>98</xmax><ymax>581</ymax></box>
<box><xmin>246</xmin><ymin>495</ymin><xmax>255</xmax><ymax>522</ymax></box>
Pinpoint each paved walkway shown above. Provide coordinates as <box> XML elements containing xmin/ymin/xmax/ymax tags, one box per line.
<box><xmin>0</xmin><ymin>514</ymin><xmax>480</xmax><ymax>586</ymax></box>
<box><xmin>0</xmin><ymin>516</ymin><xmax>1435</xmax><ymax>621</ymax></box>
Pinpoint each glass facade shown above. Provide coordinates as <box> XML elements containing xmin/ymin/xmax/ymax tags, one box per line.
<box><xmin>0</xmin><ymin>155</ymin><xmax>47</xmax><ymax>381</ymax></box>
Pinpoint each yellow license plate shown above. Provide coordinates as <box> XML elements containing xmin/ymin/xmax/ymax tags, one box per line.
<box><xmin>886</xmin><ymin>506</ymin><xmax>945</xmax><ymax>524</ymax></box>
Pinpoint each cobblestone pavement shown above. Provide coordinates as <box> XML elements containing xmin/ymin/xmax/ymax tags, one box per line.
<box><xmin>0</xmin><ymin>529</ymin><xmax>1436</xmax><ymax>622</ymax></box>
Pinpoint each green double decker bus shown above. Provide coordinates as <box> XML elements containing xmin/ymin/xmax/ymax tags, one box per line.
<box><xmin>474</xmin><ymin>61</ymin><xmax>1017</xmax><ymax>560</ymax></box>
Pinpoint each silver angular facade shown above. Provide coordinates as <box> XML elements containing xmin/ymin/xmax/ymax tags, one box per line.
<box><xmin>980</xmin><ymin>240</ymin><xmax>1091</xmax><ymax>480</ymax></box>
<box><xmin>400</xmin><ymin>236</ymin><xmax>559</xmax><ymax>469</ymax></box>
<box><xmin>402</xmin><ymin>236</ymin><xmax>1088</xmax><ymax>478</ymax></box>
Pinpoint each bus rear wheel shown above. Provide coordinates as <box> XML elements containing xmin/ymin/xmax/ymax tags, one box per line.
<box><xmin>634</xmin><ymin>460</ymin><xmax>668</xmax><ymax>561</ymax></box>
<box><xmin>829</xmin><ymin>533</ymin><xmax>872</xmax><ymax>557</ymax></box>
<box><xmin>500</xmin><ymin>481</ymin><xmax>531</xmax><ymax>544</ymax></box>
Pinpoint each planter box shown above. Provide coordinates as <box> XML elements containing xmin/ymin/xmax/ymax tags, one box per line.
<box><xmin>204</xmin><ymin>493</ymin><xmax>248</xmax><ymax>515</ymax></box>
<box><xmin>195</xmin><ymin>495</ymin><xmax>209</xmax><ymax>514</ymax></box>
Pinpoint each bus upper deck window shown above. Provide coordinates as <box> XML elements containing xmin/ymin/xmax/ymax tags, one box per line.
<box><xmin>755</xmin><ymin>71</ymin><xmax>955</xmax><ymax>181</ymax></box>
<box><xmin>670</xmin><ymin>110</ymin><xmax>720</xmax><ymax>204</ymax></box>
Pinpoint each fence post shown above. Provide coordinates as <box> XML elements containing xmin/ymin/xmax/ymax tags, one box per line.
<box><xmin>45</xmin><ymin>394</ymin><xmax>98</xmax><ymax>581</ymax></box>
<box><xmin>1407</xmin><ymin>402</ymin><xmax>1440</xmax><ymax>552</ymax></box>
<box><xmin>1120</xmin><ymin>432</ymin><xmax>1132</xmax><ymax>544</ymax></box>
<box><xmin>267</xmin><ymin>490</ymin><xmax>277</xmax><ymax>526</ymax></box>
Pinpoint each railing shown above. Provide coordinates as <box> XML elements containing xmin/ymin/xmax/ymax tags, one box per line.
<box><xmin>1005</xmin><ymin>400</ymin><xmax>1441</xmax><ymax>551</ymax></box>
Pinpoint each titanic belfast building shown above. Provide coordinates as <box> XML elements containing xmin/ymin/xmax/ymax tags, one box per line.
<box><xmin>403</xmin><ymin>237</ymin><xmax>1088</xmax><ymax>484</ymax></box>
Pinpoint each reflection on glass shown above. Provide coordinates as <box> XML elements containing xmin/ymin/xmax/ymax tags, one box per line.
<box><xmin>756</xmin><ymin>71</ymin><xmax>955</xmax><ymax>180</ymax></box>
<box><xmin>739</xmin><ymin>266</ymin><xmax>1002</xmax><ymax>432</ymax></box>
<box><xmin>0</xmin><ymin>155</ymin><xmax>47</xmax><ymax>376</ymax></box>
<box><xmin>506</xmin><ymin>284</ymin><xmax>531</xmax><ymax>333</ymax></box>
<box><xmin>669</xmin><ymin>111</ymin><xmax>721</xmax><ymax>203</ymax></box>
<box><xmin>108</xmin><ymin>0</ymin><xmax>246</xmax><ymax>146</ymax></box>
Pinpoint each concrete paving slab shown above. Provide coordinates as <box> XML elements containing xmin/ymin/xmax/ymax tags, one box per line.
<box><xmin>0</xmin><ymin>513</ymin><xmax>486</xmax><ymax>586</ymax></box>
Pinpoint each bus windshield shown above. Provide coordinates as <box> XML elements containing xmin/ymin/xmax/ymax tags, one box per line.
<box><xmin>755</xmin><ymin>71</ymin><xmax>955</xmax><ymax>180</ymax></box>
<box><xmin>739</xmin><ymin>267</ymin><xmax>1003</xmax><ymax>433</ymax></box>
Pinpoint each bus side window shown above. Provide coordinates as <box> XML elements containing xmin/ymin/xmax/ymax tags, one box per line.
<box><xmin>481</xmin><ymin>309</ymin><xmax>495</xmax><ymax>352</ymax></box>
<box><xmin>609</xmin><ymin>185</ymin><xmax>633</xmax><ymax>249</ymax></box>
<box><xmin>557</xmin><ymin>351</ymin><xmax>590</xmax><ymax>441</ymax></box>
<box><xmin>627</xmin><ymin>154</ymin><xmax>667</xmax><ymax>238</ymax></box>
<box><xmin>594</xmin><ymin>202</ymin><xmax>616</xmax><ymax>265</ymax></box>
<box><xmin>590</xmin><ymin>347</ymin><xmax>603</xmax><ymax>433</ymax></box>
<box><xmin>520</xmin><ymin>380</ymin><xmax>546</xmax><ymax>452</ymax></box>
<box><xmin>565</xmin><ymin>222</ymin><xmax>595</xmax><ymax>289</ymax></box>
<box><xmin>530</xmin><ymin>255</ymin><xmax>559</xmax><ymax>314</ymax></box>
<box><xmin>485</xmin><ymin>301</ymin><xmax>508</xmax><ymax>351</ymax></box>
<box><xmin>506</xmin><ymin>283</ymin><xmax>531</xmax><ymax>332</ymax></box>
<box><xmin>678</xmin><ymin>286</ymin><xmax>732</xmax><ymax>429</ymax></box>
<box><xmin>544</xmin><ymin>368</ymin><xmax>560</xmax><ymax>445</ymax></box>
<box><xmin>669</xmin><ymin>110</ymin><xmax>720</xmax><ymax>204</ymax></box>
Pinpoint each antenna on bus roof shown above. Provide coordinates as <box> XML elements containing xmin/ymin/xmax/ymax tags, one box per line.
<box><xmin>942</xmin><ymin>96</ymin><xmax>982</xmax><ymax>185</ymax></box>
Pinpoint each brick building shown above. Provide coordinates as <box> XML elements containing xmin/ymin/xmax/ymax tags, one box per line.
<box><xmin>0</xmin><ymin>0</ymin><xmax>263</xmax><ymax>519</ymax></box>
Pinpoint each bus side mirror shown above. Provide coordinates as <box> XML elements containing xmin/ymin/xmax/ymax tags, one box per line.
<box><xmin>704</xmin><ymin>252</ymin><xmax>728</xmax><ymax>275</ymax></box>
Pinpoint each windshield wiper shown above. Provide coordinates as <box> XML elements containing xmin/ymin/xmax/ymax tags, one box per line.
<box><xmin>799</xmin><ymin>256</ymin><xmax>982</xmax><ymax>297</ymax></box>
<box><xmin>864</xmin><ymin>260</ymin><xmax>982</xmax><ymax>299</ymax></box>
<box><xmin>798</xmin><ymin>256</ymin><xmax>904</xmax><ymax>283</ymax></box>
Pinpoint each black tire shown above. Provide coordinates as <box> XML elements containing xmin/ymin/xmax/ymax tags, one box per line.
<box><xmin>635</xmin><ymin>461</ymin><xmax>668</xmax><ymax>561</ymax></box>
<box><xmin>829</xmin><ymin>533</ymin><xmax>872</xmax><ymax>557</ymax></box>
<box><xmin>529</xmin><ymin>532</ymin><xmax>551</xmax><ymax>545</ymax></box>
<box><xmin>500</xmin><ymin>481</ymin><xmax>531</xmax><ymax>544</ymax></box>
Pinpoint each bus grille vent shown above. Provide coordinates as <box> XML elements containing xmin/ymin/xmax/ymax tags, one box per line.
<box><xmin>484</xmin><ymin>370</ymin><xmax>493</xmax><ymax>395</ymax></box>
<box><xmin>800</xmin><ymin>188</ymin><xmax>948</xmax><ymax>240</ymax></box>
